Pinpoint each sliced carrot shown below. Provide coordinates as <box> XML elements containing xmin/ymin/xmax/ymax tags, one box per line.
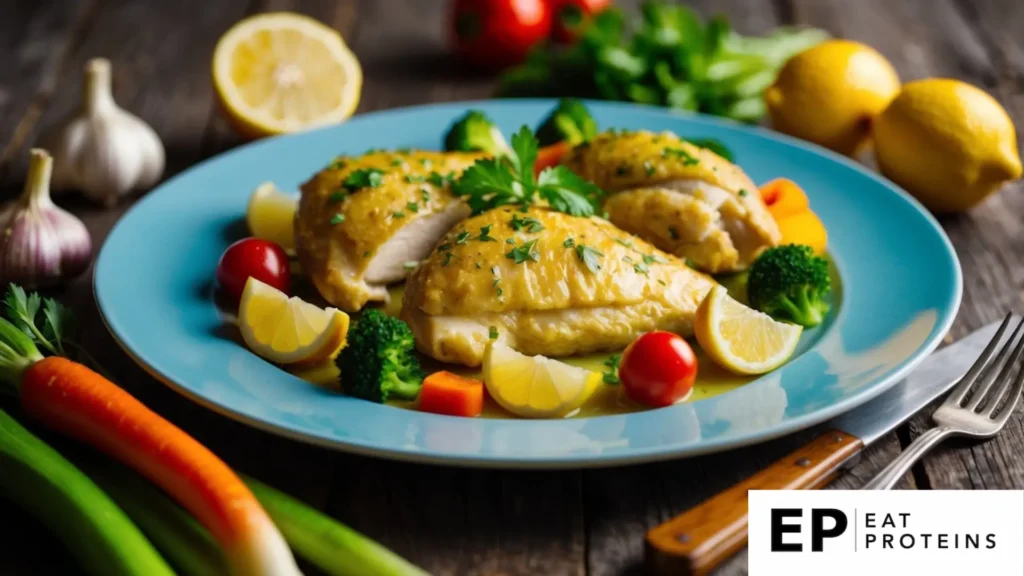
<box><xmin>534</xmin><ymin>141</ymin><xmax>571</xmax><ymax>176</ymax></box>
<box><xmin>418</xmin><ymin>371</ymin><xmax>484</xmax><ymax>417</ymax></box>
<box><xmin>760</xmin><ymin>178</ymin><xmax>810</xmax><ymax>218</ymax></box>
<box><xmin>775</xmin><ymin>211</ymin><xmax>828</xmax><ymax>255</ymax></box>
<box><xmin>17</xmin><ymin>356</ymin><xmax>301</xmax><ymax>576</ymax></box>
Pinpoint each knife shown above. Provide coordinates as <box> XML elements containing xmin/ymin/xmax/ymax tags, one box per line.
<box><xmin>645</xmin><ymin>319</ymin><xmax>1002</xmax><ymax>576</ymax></box>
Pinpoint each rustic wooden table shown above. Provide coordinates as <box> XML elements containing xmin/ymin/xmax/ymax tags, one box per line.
<box><xmin>1</xmin><ymin>0</ymin><xmax>1022</xmax><ymax>574</ymax></box>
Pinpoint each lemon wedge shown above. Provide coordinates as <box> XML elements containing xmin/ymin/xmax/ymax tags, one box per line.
<box><xmin>694</xmin><ymin>285</ymin><xmax>802</xmax><ymax>375</ymax></box>
<box><xmin>247</xmin><ymin>182</ymin><xmax>298</xmax><ymax>252</ymax></box>
<box><xmin>212</xmin><ymin>12</ymin><xmax>362</xmax><ymax>138</ymax></box>
<box><xmin>482</xmin><ymin>341</ymin><xmax>601</xmax><ymax>418</ymax></box>
<box><xmin>239</xmin><ymin>277</ymin><xmax>349</xmax><ymax>365</ymax></box>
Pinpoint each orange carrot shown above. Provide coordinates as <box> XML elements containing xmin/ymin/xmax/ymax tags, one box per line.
<box><xmin>0</xmin><ymin>317</ymin><xmax>300</xmax><ymax>575</ymax></box>
<box><xmin>534</xmin><ymin>141</ymin><xmax>571</xmax><ymax>176</ymax></box>
<box><xmin>760</xmin><ymin>178</ymin><xmax>810</xmax><ymax>218</ymax></box>
<box><xmin>418</xmin><ymin>371</ymin><xmax>484</xmax><ymax>417</ymax></box>
<box><xmin>775</xmin><ymin>211</ymin><xmax>828</xmax><ymax>255</ymax></box>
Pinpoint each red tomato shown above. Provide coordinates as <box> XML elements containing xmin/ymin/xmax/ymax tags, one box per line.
<box><xmin>452</xmin><ymin>0</ymin><xmax>552</xmax><ymax>71</ymax></box>
<box><xmin>216</xmin><ymin>238</ymin><xmax>291</xmax><ymax>301</ymax></box>
<box><xmin>548</xmin><ymin>0</ymin><xmax>611</xmax><ymax>43</ymax></box>
<box><xmin>619</xmin><ymin>331</ymin><xmax>697</xmax><ymax>407</ymax></box>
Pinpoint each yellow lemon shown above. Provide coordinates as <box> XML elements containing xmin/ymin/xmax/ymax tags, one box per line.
<box><xmin>765</xmin><ymin>40</ymin><xmax>900</xmax><ymax>156</ymax></box>
<box><xmin>694</xmin><ymin>285</ymin><xmax>802</xmax><ymax>375</ymax></box>
<box><xmin>212</xmin><ymin>12</ymin><xmax>362</xmax><ymax>139</ymax></box>
<box><xmin>247</xmin><ymin>182</ymin><xmax>298</xmax><ymax>252</ymax></box>
<box><xmin>482</xmin><ymin>341</ymin><xmax>601</xmax><ymax>418</ymax></box>
<box><xmin>239</xmin><ymin>277</ymin><xmax>349</xmax><ymax>365</ymax></box>
<box><xmin>874</xmin><ymin>79</ymin><xmax>1023</xmax><ymax>213</ymax></box>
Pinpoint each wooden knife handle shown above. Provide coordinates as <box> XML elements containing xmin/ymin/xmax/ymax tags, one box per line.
<box><xmin>644</xmin><ymin>429</ymin><xmax>863</xmax><ymax>576</ymax></box>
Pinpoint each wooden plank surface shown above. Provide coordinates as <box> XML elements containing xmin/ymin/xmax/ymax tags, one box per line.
<box><xmin>0</xmin><ymin>1</ymin><xmax>1021</xmax><ymax>575</ymax></box>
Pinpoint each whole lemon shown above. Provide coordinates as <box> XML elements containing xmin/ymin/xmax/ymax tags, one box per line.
<box><xmin>874</xmin><ymin>79</ymin><xmax>1022</xmax><ymax>213</ymax></box>
<box><xmin>765</xmin><ymin>40</ymin><xmax>900</xmax><ymax>156</ymax></box>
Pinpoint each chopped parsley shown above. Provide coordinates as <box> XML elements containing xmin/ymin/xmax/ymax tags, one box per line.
<box><xmin>437</xmin><ymin>243</ymin><xmax>453</xmax><ymax>253</ymax></box>
<box><xmin>505</xmin><ymin>238</ymin><xmax>516</xmax><ymax>244</ymax></box>
<box><xmin>685</xmin><ymin>258</ymin><xmax>698</xmax><ymax>268</ymax></box>
<box><xmin>643</xmin><ymin>161</ymin><xmax>656</xmax><ymax>176</ymax></box>
<box><xmin>328</xmin><ymin>159</ymin><xmax>346</xmax><ymax>170</ymax></box>
<box><xmin>405</xmin><ymin>174</ymin><xmax>426</xmax><ymax>183</ymax></box>
<box><xmin>506</xmin><ymin>239</ymin><xmax>540</xmax><ymax>264</ymax></box>
<box><xmin>663</xmin><ymin>147</ymin><xmax>699</xmax><ymax>166</ymax></box>
<box><xmin>475</xmin><ymin>262</ymin><xmax>482</xmax><ymax>269</ymax></box>
<box><xmin>602</xmin><ymin>354</ymin><xmax>621</xmax><ymax>385</ymax></box>
<box><xmin>563</xmin><ymin>237</ymin><xmax>575</xmax><ymax>248</ymax></box>
<box><xmin>668</xmin><ymin>227</ymin><xmax>679</xmax><ymax>240</ymax></box>
<box><xmin>510</xmin><ymin>214</ymin><xmax>545</xmax><ymax>233</ymax></box>
<box><xmin>390</xmin><ymin>158</ymin><xmax>406</xmax><ymax>166</ymax></box>
<box><xmin>343</xmin><ymin>168</ymin><xmax>385</xmax><ymax>191</ymax></box>
<box><xmin>478</xmin><ymin>225</ymin><xmax>498</xmax><ymax>242</ymax></box>
<box><xmin>642</xmin><ymin>254</ymin><xmax>666</xmax><ymax>265</ymax></box>
<box><xmin>455</xmin><ymin>230</ymin><xmax>471</xmax><ymax>244</ymax></box>
<box><xmin>441</xmin><ymin>252</ymin><xmax>456</xmax><ymax>267</ymax></box>
<box><xmin>363</xmin><ymin>250</ymin><xmax>371</xmax><ymax>258</ymax></box>
<box><xmin>615</xmin><ymin>238</ymin><xmax>633</xmax><ymax>248</ymax></box>
<box><xmin>658</xmin><ymin>279</ymin><xmax>667</xmax><ymax>286</ymax></box>
<box><xmin>633</xmin><ymin>262</ymin><xmax>650</xmax><ymax>275</ymax></box>
<box><xmin>329</xmin><ymin>213</ymin><xmax>345</xmax><ymax>225</ymax></box>
<box><xmin>615</xmin><ymin>165</ymin><xmax>631</xmax><ymax>177</ymax></box>
<box><xmin>406</xmin><ymin>202</ymin><xmax>419</xmax><ymax>213</ymax></box>
<box><xmin>739</xmin><ymin>189</ymin><xmax>749</xmax><ymax>197</ymax></box>
<box><xmin>403</xmin><ymin>261</ymin><xmax>419</xmax><ymax>270</ymax></box>
<box><xmin>392</xmin><ymin>211</ymin><xmax>406</xmax><ymax>219</ymax></box>
<box><xmin>489</xmin><ymin>326</ymin><xmax>499</xmax><ymax>340</ymax></box>
<box><xmin>421</xmin><ymin>189</ymin><xmax>431</xmax><ymax>203</ymax></box>
<box><xmin>328</xmin><ymin>190</ymin><xmax>346</xmax><ymax>203</ymax></box>
<box><xmin>426</xmin><ymin>171</ymin><xmax>454</xmax><ymax>187</ymax></box>
<box><xmin>419</xmin><ymin>158</ymin><xmax>433</xmax><ymax>169</ymax></box>
<box><xmin>575</xmin><ymin>244</ymin><xmax>603</xmax><ymax>273</ymax></box>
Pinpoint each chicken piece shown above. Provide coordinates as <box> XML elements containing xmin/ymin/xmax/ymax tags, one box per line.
<box><xmin>564</xmin><ymin>130</ymin><xmax>781</xmax><ymax>273</ymax></box>
<box><xmin>296</xmin><ymin>150</ymin><xmax>483</xmax><ymax>311</ymax></box>
<box><xmin>400</xmin><ymin>207</ymin><xmax>717</xmax><ymax>366</ymax></box>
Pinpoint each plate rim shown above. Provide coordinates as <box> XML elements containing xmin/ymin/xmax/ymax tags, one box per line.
<box><xmin>94</xmin><ymin>98</ymin><xmax>963</xmax><ymax>469</ymax></box>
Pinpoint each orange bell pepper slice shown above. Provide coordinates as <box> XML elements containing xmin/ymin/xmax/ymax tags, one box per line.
<box><xmin>418</xmin><ymin>371</ymin><xmax>484</xmax><ymax>417</ymax></box>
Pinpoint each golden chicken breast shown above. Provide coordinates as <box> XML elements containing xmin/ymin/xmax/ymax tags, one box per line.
<box><xmin>296</xmin><ymin>150</ymin><xmax>483</xmax><ymax>311</ymax></box>
<box><xmin>400</xmin><ymin>207</ymin><xmax>717</xmax><ymax>367</ymax></box>
<box><xmin>564</xmin><ymin>131</ymin><xmax>781</xmax><ymax>273</ymax></box>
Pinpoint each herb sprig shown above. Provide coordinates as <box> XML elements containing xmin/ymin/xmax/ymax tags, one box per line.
<box><xmin>452</xmin><ymin>126</ymin><xmax>605</xmax><ymax>217</ymax></box>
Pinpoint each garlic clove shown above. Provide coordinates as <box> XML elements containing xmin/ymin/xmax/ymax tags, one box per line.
<box><xmin>39</xmin><ymin>58</ymin><xmax>165</xmax><ymax>206</ymax></box>
<box><xmin>0</xmin><ymin>149</ymin><xmax>94</xmax><ymax>288</ymax></box>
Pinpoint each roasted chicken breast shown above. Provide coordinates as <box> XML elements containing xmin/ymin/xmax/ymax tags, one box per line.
<box><xmin>564</xmin><ymin>131</ymin><xmax>781</xmax><ymax>273</ymax></box>
<box><xmin>400</xmin><ymin>207</ymin><xmax>717</xmax><ymax>367</ymax></box>
<box><xmin>296</xmin><ymin>150</ymin><xmax>482</xmax><ymax>311</ymax></box>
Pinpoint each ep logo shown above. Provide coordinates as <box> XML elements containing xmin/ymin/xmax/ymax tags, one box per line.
<box><xmin>771</xmin><ymin>508</ymin><xmax>848</xmax><ymax>552</ymax></box>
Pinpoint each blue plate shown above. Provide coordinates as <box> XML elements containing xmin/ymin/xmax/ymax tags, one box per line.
<box><xmin>95</xmin><ymin>100</ymin><xmax>961</xmax><ymax>468</ymax></box>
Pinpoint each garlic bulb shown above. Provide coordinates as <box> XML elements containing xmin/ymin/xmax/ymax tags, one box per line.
<box><xmin>41</xmin><ymin>58</ymin><xmax>165</xmax><ymax>206</ymax></box>
<box><xmin>0</xmin><ymin>149</ymin><xmax>93</xmax><ymax>288</ymax></box>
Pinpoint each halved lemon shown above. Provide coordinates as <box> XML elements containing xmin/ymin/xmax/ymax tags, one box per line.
<box><xmin>694</xmin><ymin>285</ymin><xmax>802</xmax><ymax>375</ymax></box>
<box><xmin>239</xmin><ymin>277</ymin><xmax>349</xmax><ymax>365</ymax></box>
<box><xmin>212</xmin><ymin>12</ymin><xmax>362</xmax><ymax>138</ymax></box>
<box><xmin>482</xmin><ymin>341</ymin><xmax>601</xmax><ymax>418</ymax></box>
<box><xmin>247</xmin><ymin>181</ymin><xmax>298</xmax><ymax>252</ymax></box>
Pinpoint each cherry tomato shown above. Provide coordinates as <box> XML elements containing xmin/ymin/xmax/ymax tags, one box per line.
<box><xmin>548</xmin><ymin>0</ymin><xmax>611</xmax><ymax>43</ymax></box>
<box><xmin>452</xmin><ymin>0</ymin><xmax>552</xmax><ymax>71</ymax></box>
<box><xmin>216</xmin><ymin>238</ymin><xmax>291</xmax><ymax>301</ymax></box>
<box><xmin>619</xmin><ymin>331</ymin><xmax>697</xmax><ymax>407</ymax></box>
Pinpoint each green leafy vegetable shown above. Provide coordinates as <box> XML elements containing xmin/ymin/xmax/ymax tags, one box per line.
<box><xmin>343</xmin><ymin>168</ymin><xmax>385</xmax><ymax>191</ymax></box>
<box><xmin>575</xmin><ymin>244</ymin><xmax>603</xmax><ymax>273</ymax></box>
<box><xmin>452</xmin><ymin>126</ymin><xmax>605</xmax><ymax>216</ymax></box>
<box><xmin>506</xmin><ymin>239</ymin><xmax>541</xmax><ymax>264</ymax></box>
<box><xmin>602</xmin><ymin>354</ymin><xmax>621</xmax><ymax>385</ymax></box>
<box><xmin>510</xmin><ymin>214</ymin><xmax>545</xmax><ymax>233</ymax></box>
<box><xmin>443</xmin><ymin>110</ymin><xmax>511</xmax><ymax>155</ymax></box>
<box><xmin>536</xmin><ymin>98</ymin><xmax>599</xmax><ymax>146</ymax></box>
<box><xmin>336</xmin><ymin>309</ymin><xmax>425</xmax><ymax>403</ymax></box>
<box><xmin>685</xmin><ymin>138</ymin><xmax>734</xmax><ymax>161</ymax></box>
<box><xmin>497</xmin><ymin>1</ymin><xmax>828</xmax><ymax>123</ymax></box>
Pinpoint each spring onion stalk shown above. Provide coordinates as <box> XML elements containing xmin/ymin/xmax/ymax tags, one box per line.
<box><xmin>0</xmin><ymin>407</ymin><xmax>174</xmax><ymax>576</ymax></box>
<box><xmin>244</xmin><ymin>476</ymin><xmax>430</xmax><ymax>576</ymax></box>
<box><xmin>75</xmin><ymin>455</ymin><xmax>229</xmax><ymax>576</ymax></box>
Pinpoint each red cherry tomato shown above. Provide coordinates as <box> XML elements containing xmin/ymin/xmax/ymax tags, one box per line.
<box><xmin>619</xmin><ymin>331</ymin><xmax>698</xmax><ymax>407</ymax></box>
<box><xmin>216</xmin><ymin>238</ymin><xmax>291</xmax><ymax>301</ymax></box>
<box><xmin>548</xmin><ymin>0</ymin><xmax>611</xmax><ymax>43</ymax></box>
<box><xmin>452</xmin><ymin>0</ymin><xmax>552</xmax><ymax>71</ymax></box>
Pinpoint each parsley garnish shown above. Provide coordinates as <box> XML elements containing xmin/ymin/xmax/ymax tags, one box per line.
<box><xmin>441</xmin><ymin>252</ymin><xmax>456</xmax><ymax>267</ymax></box>
<box><xmin>475</xmin><ymin>262</ymin><xmax>482</xmax><ymax>269</ymax></box>
<box><xmin>452</xmin><ymin>126</ymin><xmax>605</xmax><ymax>216</ymax></box>
<box><xmin>643</xmin><ymin>161</ymin><xmax>655</xmax><ymax>176</ymax></box>
<box><xmin>563</xmin><ymin>237</ymin><xmax>575</xmax><ymax>248</ymax></box>
<box><xmin>328</xmin><ymin>159</ymin><xmax>346</xmax><ymax>170</ymax></box>
<box><xmin>478</xmin><ymin>225</ymin><xmax>497</xmax><ymax>242</ymax></box>
<box><xmin>405</xmin><ymin>174</ymin><xmax>425</xmax><ymax>183</ymax></box>
<box><xmin>505</xmin><ymin>238</ymin><xmax>516</xmax><ymax>244</ymax></box>
<box><xmin>419</xmin><ymin>158</ymin><xmax>433</xmax><ymax>169</ymax></box>
<box><xmin>642</xmin><ymin>254</ymin><xmax>665</xmax><ymax>265</ymax></box>
<box><xmin>738</xmin><ymin>189</ymin><xmax>749</xmax><ymax>197</ymax></box>
<box><xmin>575</xmin><ymin>244</ymin><xmax>603</xmax><ymax>273</ymax></box>
<box><xmin>615</xmin><ymin>238</ymin><xmax>633</xmax><ymax>248</ymax></box>
<box><xmin>407</xmin><ymin>202</ymin><xmax>419</xmax><ymax>213</ymax></box>
<box><xmin>510</xmin><ymin>214</ymin><xmax>545</xmax><ymax>233</ymax></box>
<box><xmin>668</xmin><ymin>227</ymin><xmax>679</xmax><ymax>240</ymax></box>
<box><xmin>685</xmin><ymin>258</ymin><xmax>698</xmax><ymax>268</ymax></box>
<box><xmin>602</xmin><ymin>354</ymin><xmax>621</xmax><ymax>385</ymax></box>
<box><xmin>426</xmin><ymin>171</ymin><xmax>454</xmax><ymax>187</ymax></box>
<box><xmin>343</xmin><ymin>168</ymin><xmax>385</xmax><ymax>191</ymax></box>
<box><xmin>437</xmin><ymin>243</ymin><xmax>453</xmax><ymax>252</ymax></box>
<box><xmin>328</xmin><ymin>191</ymin><xmax>346</xmax><ymax>203</ymax></box>
<box><xmin>421</xmin><ymin>189</ymin><xmax>431</xmax><ymax>203</ymax></box>
<box><xmin>330</xmin><ymin>213</ymin><xmax>345</xmax><ymax>225</ymax></box>
<box><xmin>390</xmin><ymin>158</ymin><xmax>405</xmax><ymax>166</ymax></box>
<box><xmin>615</xmin><ymin>165</ymin><xmax>631</xmax><ymax>177</ymax></box>
<box><xmin>489</xmin><ymin>326</ymin><xmax>499</xmax><ymax>340</ymax></box>
<box><xmin>663</xmin><ymin>147</ymin><xmax>699</xmax><ymax>166</ymax></box>
<box><xmin>633</xmin><ymin>262</ymin><xmax>650</xmax><ymax>275</ymax></box>
<box><xmin>506</xmin><ymin>239</ymin><xmax>540</xmax><ymax>263</ymax></box>
<box><xmin>455</xmin><ymin>231</ymin><xmax>471</xmax><ymax>244</ymax></box>
<box><xmin>403</xmin><ymin>261</ymin><xmax>419</xmax><ymax>270</ymax></box>
<box><xmin>392</xmin><ymin>211</ymin><xmax>405</xmax><ymax>219</ymax></box>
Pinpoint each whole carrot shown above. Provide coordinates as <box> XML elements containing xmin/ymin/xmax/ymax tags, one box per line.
<box><xmin>0</xmin><ymin>297</ymin><xmax>300</xmax><ymax>576</ymax></box>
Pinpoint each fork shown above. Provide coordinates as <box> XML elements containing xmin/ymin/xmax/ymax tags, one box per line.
<box><xmin>862</xmin><ymin>313</ymin><xmax>1024</xmax><ymax>490</ymax></box>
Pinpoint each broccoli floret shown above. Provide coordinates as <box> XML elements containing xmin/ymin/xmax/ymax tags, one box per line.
<box><xmin>747</xmin><ymin>245</ymin><xmax>832</xmax><ymax>327</ymax></box>
<box><xmin>443</xmin><ymin>110</ymin><xmax>510</xmax><ymax>155</ymax></box>
<box><xmin>336</xmin><ymin>309</ymin><xmax>425</xmax><ymax>403</ymax></box>
<box><xmin>536</xmin><ymin>98</ymin><xmax>598</xmax><ymax>146</ymax></box>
